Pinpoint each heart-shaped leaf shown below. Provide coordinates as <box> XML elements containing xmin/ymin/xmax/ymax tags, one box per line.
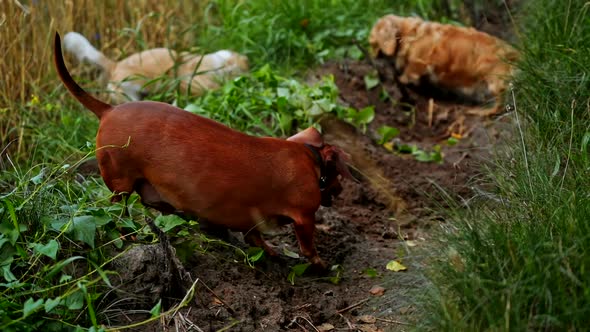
<box><xmin>44</xmin><ymin>297</ymin><xmax>62</xmax><ymax>313</ymax></box>
<box><xmin>155</xmin><ymin>215</ymin><xmax>187</xmax><ymax>233</ymax></box>
<box><xmin>65</xmin><ymin>291</ymin><xmax>84</xmax><ymax>310</ymax></box>
<box><xmin>71</xmin><ymin>216</ymin><xmax>96</xmax><ymax>248</ymax></box>
<box><xmin>354</xmin><ymin>106</ymin><xmax>375</xmax><ymax>125</ymax></box>
<box><xmin>32</xmin><ymin>240</ymin><xmax>59</xmax><ymax>260</ymax></box>
<box><xmin>23</xmin><ymin>298</ymin><xmax>44</xmax><ymax>318</ymax></box>
<box><xmin>364</xmin><ymin>74</ymin><xmax>380</xmax><ymax>90</ymax></box>
<box><xmin>377</xmin><ymin>125</ymin><xmax>400</xmax><ymax>145</ymax></box>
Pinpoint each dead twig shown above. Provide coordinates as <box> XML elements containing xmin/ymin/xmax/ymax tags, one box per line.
<box><xmin>453</xmin><ymin>152</ymin><xmax>469</xmax><ymax>169</ymax></box>
<box><xmin>286</xmin><ymin>315</ymin><xmax>319</xmax><ymax>332</ymax></box>
<box><xmin>375</xmin><ymin>317</ymin><xmax>411</xmax><ymax>326</ymax></box>
<box><xmin>198</xmin><ymin>279</ymin><xmax>236</xmax><ymax>316</ymax></box>
<box><xmin>176</xmin><ymin>311</ymin><xmax>204</xmax><ymax>332</ymax></box>
<box><xmin>294</xmin><ymin>303</ymin><xmax>312</xmax><ymax>310</ymax></box>
<box><xmin>336</xmin><ymin>297</ymin><xmax>370</xmax><ymax>314</ymax></box>
<box><xmin>298</xmin><ymin>316</ymin><xmax>320</xmax><ymax>332</ymax></box>
<box><xmin>337</xmin><ymin>313</ymin><xmax>355</xmax><ymax>330</ymax></box>
<box><xmin>0</xmin><ymin>138</ymin><xmax>18</xmax><ymax>171</ymax></box>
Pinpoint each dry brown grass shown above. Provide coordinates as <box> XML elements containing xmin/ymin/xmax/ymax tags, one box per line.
<box><xmin>1</xmin><ymin>0</ymin><xmax>213</xmax><ymax>157</ymax></box>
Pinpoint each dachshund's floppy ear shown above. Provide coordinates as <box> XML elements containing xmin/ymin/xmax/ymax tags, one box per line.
<box><xmin>324</xmin><ymin>146</ymin><xmax>356</xmax><ymax>182</ymax></box>
<box><xmin>287</xmin><ymin>127</ymin><xmax>324</xmax><ymax>147</ymax></box>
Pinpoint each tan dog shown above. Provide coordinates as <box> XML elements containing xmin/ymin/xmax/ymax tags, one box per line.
<box><xmin>55</xmin><ymin>32</ymin><xmax>352</xmax><ymax>268</ymax></box>
<box><xmin>369</xmin><ymin>15</ymin><xmax>518</xmax><ymax>114</ymax></box>
<box><xmin>63</xmin><ymin>32</ymin><xmax>249</xmax><ymax>103</ymax></box>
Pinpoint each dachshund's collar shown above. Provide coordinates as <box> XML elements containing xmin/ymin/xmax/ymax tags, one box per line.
<box><xmin>303</xmin><ymin>143</ymin><xmax>327</xmax><ymax>190</ymax></box>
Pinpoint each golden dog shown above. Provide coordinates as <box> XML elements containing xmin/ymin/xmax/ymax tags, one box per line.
<box><xmin>369</xmin><ymin>15</ymin><xmax>518</xmax><ymax>114</ymax></box>
<box><xmin>63</xmin><ymin>32</ymin><xmax>249</xmax><ymax>103</ymax></box>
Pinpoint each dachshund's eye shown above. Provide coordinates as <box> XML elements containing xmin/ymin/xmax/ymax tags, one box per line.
<box><xmin>138</xmin><ymin>90</ymin><xmax>150</xmax><ymax>100</ymax></box>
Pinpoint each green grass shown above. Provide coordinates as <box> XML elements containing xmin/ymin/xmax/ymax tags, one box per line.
<box><xmin>196</xmin><ymin>0</ymin><xmax>466</xmax><ymax>69</ymax></box>
<box><xmin>420</xmin><ymin>1</ymin><xmax>590</xmax><ymax>330</ymax></box>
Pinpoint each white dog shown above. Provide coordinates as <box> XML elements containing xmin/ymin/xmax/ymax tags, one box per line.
<box><xmin>63</xmin><ymin>32</ymin><xmax>249</xmax><ymax>103</ymax></box>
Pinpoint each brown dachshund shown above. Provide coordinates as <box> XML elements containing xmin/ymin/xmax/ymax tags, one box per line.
<box><xmin>369</xmin><ymin>15</ymin><xmax>519</xmax><ymax>114</ymax></box>
<box><xmin>54</xmin><ymin>32</ymin><xmax>351</xmax><ymax>268</ymax></box>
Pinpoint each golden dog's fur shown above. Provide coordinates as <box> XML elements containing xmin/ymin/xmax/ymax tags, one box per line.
<box><xmin>369</xmin><ymin>15</ymin><xmax>518</xmax><ymax>114</ymax></box>
<box><xmin>63</xmin><ymin>32</ymin><xmax>249</xmax><ymax>103</ymax></box>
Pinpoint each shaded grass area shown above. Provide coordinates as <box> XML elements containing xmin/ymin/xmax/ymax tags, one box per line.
<box><xmin>421</xmin><ymin>1</ymin><xmax>590</xmax><ymax>330</ymax></box>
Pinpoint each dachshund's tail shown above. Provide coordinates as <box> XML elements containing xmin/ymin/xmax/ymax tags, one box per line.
<box><xmin>54</xmin><ymin>32</ymin><xmax>112</xmax><ymax>119</ymax></box>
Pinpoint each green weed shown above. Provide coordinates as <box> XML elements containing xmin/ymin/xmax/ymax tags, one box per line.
<box><xmin>179</xmin><ymin>64</ymin><xmax>362</xmax><ymax>137</ymax></box>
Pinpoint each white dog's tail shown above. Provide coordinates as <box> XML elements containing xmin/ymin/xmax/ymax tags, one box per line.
<box><xmin>63</xmin><ymin>32</ymin><xmax>115</xmax><ymax>75</ymax></box>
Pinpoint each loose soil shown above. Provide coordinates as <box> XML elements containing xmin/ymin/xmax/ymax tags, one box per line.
<box><xmin>104</xmin><ymin>57</ymin><xmax>514</xmax><ymax>332</ymax></box>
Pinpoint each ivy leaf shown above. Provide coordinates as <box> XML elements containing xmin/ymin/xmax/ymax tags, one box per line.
<box><xmin>288</xmin><ymin>263</ymin><xmax>311</xmax><ymax>285</ymax></box>
<box><xmin>364</xmin><ymin>74</ymin><xmax>380</xmax><ymax>90</ymax></box>
<box><xmin>1</xmin><ymin>256</ymin><xmax>17</xmax><ymax>282</ymax></box>
<box><xmin>71</xmin><ymin>216</ymin><xmax>96</xmax><ymax>248</ymax></box>
<box><xmin>44</xmin><ymin>297</ymin><xmax>62</xmax><ymax>313</ymax></box>
<box><xmin>23</xmin><ymin>298</ymin><xmax>44</xmax><ymax>318</ymax></box>
<box><xmin>413</xmin><ymin>150</ymin><xmax>434</xmax><ymax>162</ymax></box>
<box><xmin>155</xmin><ymin>215</ymin><xmax>187</xmax><ymax>233</ymax></box>
<box><xmin>377</xmin><ymin>125</ymin><xmax>400</xmax><ymax>145</ymax></box>
<box><xmin>65</xmin><ymin>291</ymin><xmax>84</xmax><ymax>310</ymax></box>
<box><xmin>354</xmin><ymin>106</ymin><xmax>375</xmax><ymax>125</ymax></box>
<box><xmin>32</xmin><ymin>239</ymin><xmax>59</xmax><ymax>260</ymax></box>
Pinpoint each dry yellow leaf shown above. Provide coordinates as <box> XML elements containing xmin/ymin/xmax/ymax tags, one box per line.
<box><xmin>386</xmin><ymin>260</ymin><xmax>407</xmax><ymax>272</ymax></box>
<box><xmin>405</xmin><ymin>240</ymin><xmax>417</xmax><ymax>247</ymax></box>
<box><xmin>317</xmin><ymin>323</ymin><xmax>335</xmax><ymax>331</ymax></box>
<box><xmin>383</xmin><ymin>142</ymin><xmax>394</xmax><ymax>152</ymax></box>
